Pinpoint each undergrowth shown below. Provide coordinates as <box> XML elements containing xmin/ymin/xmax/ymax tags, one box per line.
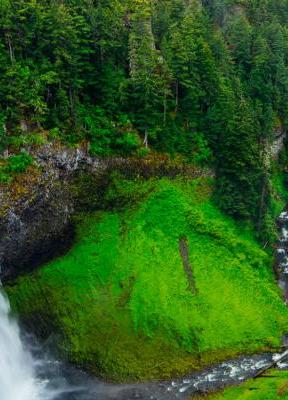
<box><xmin>0</xmin><ymin>151</ymin><xmax>34</xmax><ymax>183</ymax></box>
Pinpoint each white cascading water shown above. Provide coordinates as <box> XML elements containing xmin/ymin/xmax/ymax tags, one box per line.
<box><xmin>0</xmin><ymin>287</ymin><xmax>43</xmax><ymax>400</ymax></box>
<box><xmin>0</xmin><ymin>286</ymin><xmax>88</xmax><ymax>400</ymax></box>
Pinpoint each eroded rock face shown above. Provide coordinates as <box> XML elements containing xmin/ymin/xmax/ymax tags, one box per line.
<box><xmin>0</xmin><ymin>145</ymin><xmax>103</xmax><ymax>280</ymax></box>
<box><xmin>272</xmin><ymin>125</ymin><xmax>287</xmax><ymax>158</ymax></box>
<box><xmin>0</xmin><ymin>188</ymin><xmax>74</xmax><ymax>281</ymax></box>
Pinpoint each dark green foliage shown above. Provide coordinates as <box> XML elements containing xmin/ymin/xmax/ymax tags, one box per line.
<box><xmin>78</xmin><ymin>106</ymin><xmax>140</xmax><ymax>156</ymax></box>
<box><xmin>209</xmin><ymin>84</ymin><xmax>264</xmax><ymax>220</ymax></box>
<box><xmin>7</xmin><ymin>151</ymin><xmax>34</xmax><ymax>173</ymax></box>
<box><xmin>0</xmin><ymin>150</ymin><xmax>33</xmax><ymax>183</ymax></box>
<box><xmin>1</xmin><ymin>0</ymin><xmax>288</xmax><ymax>229</ymax></box>
<box><xmin>0</xmin><ymin>112</ymin><xmax>7</xmax><ymax>154</ymax></box>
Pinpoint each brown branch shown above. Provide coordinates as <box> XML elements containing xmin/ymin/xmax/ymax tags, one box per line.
<box><xmin>253</xmin><ymin>351</ymin><xmax>288</xmax><ymax>379</ymax></box>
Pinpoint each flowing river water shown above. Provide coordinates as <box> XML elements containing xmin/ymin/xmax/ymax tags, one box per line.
<box><xmin>2</xmin><ymin>211</ymin><xmax>288</xmax><ymax>400</ymax></box>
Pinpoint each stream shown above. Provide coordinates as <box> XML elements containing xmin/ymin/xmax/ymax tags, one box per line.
<box><xmin>2</xmin><ymin>211</ymin><xmax>288</xmax><ymax>400</ymax></box>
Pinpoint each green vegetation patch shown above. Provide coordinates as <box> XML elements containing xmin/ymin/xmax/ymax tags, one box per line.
<box><xmin>6</xmin><ymin>177</ymin><xmax>288</xmax><ymax>381</ymax></box>
<box><xmin>0</xmin><ymin>151</ymin><xmax>34</xmax><ymax>183</ymax></box>
<box><xmin>200</xmin><ymin>370</ymin><xmax>288</xmax><ymax>400</ymax></box>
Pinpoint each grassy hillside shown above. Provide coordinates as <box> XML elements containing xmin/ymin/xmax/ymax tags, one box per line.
<box><xmin>6</xmin><ymin>176</ymin><xmax>288</xmax><ymax>381</ymax></box>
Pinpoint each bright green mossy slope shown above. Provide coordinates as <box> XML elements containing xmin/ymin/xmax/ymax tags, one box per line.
<box><xmin>199</xmin><ymin>370</ymin><xmax>288</xmax><ymax>400</ymax></box>
<box><xmin>6</xmin><ymin>177</ymin><xmax>288</xmax><ymax>381</ymax></box>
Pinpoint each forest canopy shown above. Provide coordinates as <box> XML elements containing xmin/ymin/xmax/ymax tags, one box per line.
<box><xmin>1</xmin><ymin>0</ymin><xmax>288</xmax><ymax>233</ymax></box>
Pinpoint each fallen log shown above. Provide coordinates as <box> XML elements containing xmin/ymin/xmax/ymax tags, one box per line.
<box><xmin>253</xmin><ymin>351</ymin><xmax>288</xmax><ymax>379</ymax></box>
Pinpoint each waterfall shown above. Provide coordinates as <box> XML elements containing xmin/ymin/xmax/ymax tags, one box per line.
<box><xmin>0</xmin><ymin>287</ymin><xmax>44</xmax><ymax>400</ymax></box>
<box><xmin>0</xmin><ymin>286</ymin><xmax>92</xmax><ymax>400</ymax></box>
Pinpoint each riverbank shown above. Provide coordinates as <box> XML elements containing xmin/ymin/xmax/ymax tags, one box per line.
<box><xmin>6</xmin><ymin>174</ymin><xmax>288</xmax><ymax>382</ymax></box>
<box><xmin>194</xmin><ymin>369</ymin><xmax>288</xmax><ymax>400</ymax></box>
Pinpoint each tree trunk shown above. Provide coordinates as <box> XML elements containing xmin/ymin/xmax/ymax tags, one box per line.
<box><xmin>253</xmin><ymin>351</ymin><xmax>288</xmax><ymax>379</ymax></box>
<box><xmin>163</xmin><ymin>92</ymin><xmax>167</xmax><ymax>126</ymax></box>
<box><xmin>175</xmin><ymin>80</ymin><xmax>179</xmax><ymax>113</ymax></box>
<box><xmin>179</xmin><ymin>236</ymin><xmax>197</xmax><ymax>294</ymax></box>
<box><xmin>143</xmin><ymin>129</ymin><xmax>148</xmax><ymax>148</ymax></box>
<box><xmin>257</xmin><ymin>177</ymin><xmax>267</xmax><ymax>234</ymax></box>
<box><xmin>69</xmin><ymin>87</ymin><xmax>76</xmax><ymax>124</ymax></box>
<box><xmin>6</xmin><ymin>33</ymin><xmax>15</xmax><ymax>63</ymax></box>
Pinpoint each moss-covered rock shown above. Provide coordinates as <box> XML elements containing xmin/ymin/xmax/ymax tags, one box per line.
<box><xmin>6</xmin><ymin>177</ymin><xmax>288</xmax><ymax>382</ymax></box>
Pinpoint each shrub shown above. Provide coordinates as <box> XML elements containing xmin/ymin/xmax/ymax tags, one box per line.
<box><xmin>7</xmin><ymin>151</ymin><xmax>34</xmax><ymax>173</ymax></box>
<box><xmin>0</xmin><ymin>150</ymin><xmax>34</xmax><ymax>183</ymax></box>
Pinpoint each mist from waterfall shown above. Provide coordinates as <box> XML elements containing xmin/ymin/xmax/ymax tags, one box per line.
<box><xmin>0</xmin><ymin>287</ymin><xmax>43</xmax><ymax>400</ymax></box>
<box><xmin>0</xmin><ymin>286</ymin><xmax>95</xmax><ymax>400</ymax></box>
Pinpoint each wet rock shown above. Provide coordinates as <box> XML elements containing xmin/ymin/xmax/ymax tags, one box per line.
<box><xmin>0</xmin><ymin>145</ymin><xmax>99</xmax><ymax>280</ymax></box>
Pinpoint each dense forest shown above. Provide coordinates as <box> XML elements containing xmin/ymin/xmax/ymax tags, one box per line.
<box><xmin>1</xmin><ymin>0</ymin><xmax>288</xmax><ymax>237</ymax></box>
<box><xmin>4</xmin><ymin>1</ymin><xmax>288</xmax><ymax>393</ymax></box>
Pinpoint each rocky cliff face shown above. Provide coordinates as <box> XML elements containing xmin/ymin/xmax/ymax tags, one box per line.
<box><xmin>0</xmin><ymin>145</ymin><xmax>208</xmax><ymax>280</ymax></box>
<box><xmin>272</xmin><ymin>125</ymin><xmax>287</xmax><ymax>158</ymax></box>
<box><xmin>0</xmin><ymin>146</ymin><xmax>98</xmax><ymax>280</ymax></box>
